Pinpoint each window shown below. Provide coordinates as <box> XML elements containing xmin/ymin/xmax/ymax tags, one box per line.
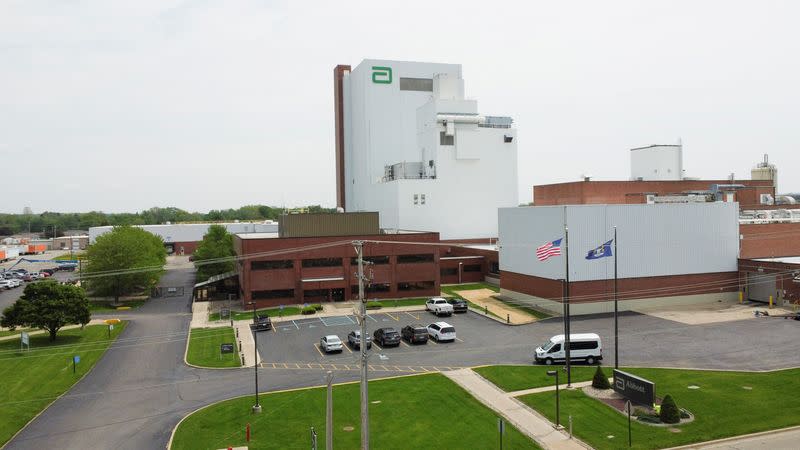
<box><xmin>489</xmin><ymin>262</ymin><xmax>500</xmax><ymax>274</ymax></box>
<box><xmin>351</xmin><ymin>283</ymin><xmax>391</xmax><ymax>294</ymax></box>
<box><xmin>463</xmin><ymin>264</ymin><xmax>482</xmax><ymax>273</ymax></box>
<box><xmin>429</xmin><ymin>324</ymin><xmax>439</xmax><ymax>331</ymax></box>
<box><xmin>413</xmin><ymin>194</ymin><xmax>419</xmax><ymax>205</ymax></box>
<box><xmin>302</xmin><ymin>258</ymin><xmax>342</xmax><ymax>268</ymax></box>
<box><xmin>548</xmin><ymin>344</ymin><xmax>561</xmax><ymax>353</ymax></box>
<box><xmin>420</xmin><ymin>194</ymin><xmax>426</xmax><ymax>205</ymax></box>
<box><xmin>397</xmin><ymin>254</ymin><xmax>434</xmax><ymax>264</ymax></box>
<box><xmin>441</xmin><ymin>268</ymin><xmax>458</xmax><ymax>276</ymax></box>
<box><xmin>252</xmin><ymin>289</ymin><xmax>294</xmax><ymax>299</ymax></box>
<box><xmin>350</xmin><ymin>256</ymin><xmax>389</xmax><ymax>265</ymax></box>
<box><xmin>441</xmin><ymin>327</ymin><xmax>455</xmax><ymax>334</ymax></box>
<box><xmin>397</xmin><ymin>281</ymin><xmax>435</xmax><ymax>291</ymax></box>
<box><xmin>569</xmin><ymin>341</ymin><xmax>599</xmax><ymax>350</ymax></box>
<box><xmin>439</xmin><ymin>132</ymin><xmax>454</xmax><ymax>146</ymax></box>
<box><xmin>252</xmin><ymin>260</ymin><xmax>293</xmax><ymax>270</ymax></box>
<box><xmin>399</xmin><ymin>77</ymin><xmax>433</xmax><ymax>92</ymax></box>
<box><xmin>304</xmin><ymin>289</ymin><xmax>328</xmax><ymax>299</ymax></box>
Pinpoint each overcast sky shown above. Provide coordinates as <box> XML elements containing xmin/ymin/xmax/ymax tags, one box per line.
<box><xmin>2</xmin><ymin>0</ymin><xmax>798</xmax><ymax>214</ymax></box>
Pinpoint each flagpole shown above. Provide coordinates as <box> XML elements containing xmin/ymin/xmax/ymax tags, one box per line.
<box><xmin>564</xmin><ymin>225</ymin><xmax>571</xmax><ymax>387</ymax></box>
<box><xmin>614</xmin><ymin>226</ymin><xmax>619</xmax><ymax>369</ymax></box>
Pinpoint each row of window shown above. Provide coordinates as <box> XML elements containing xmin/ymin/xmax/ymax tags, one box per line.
<box><xmin>440</xmin><ymin>265</ymin><xmax>482</xmax><ymax>276</ymax></box>
<box><xmin>250</xmin><ymin>281</ymin><xmax>437</xmax><ymax>300</ymax></box>
<box><xmin>251</xmin><ymin>255</ymin><xmax>435</xmax><ymax>270</ymax></box>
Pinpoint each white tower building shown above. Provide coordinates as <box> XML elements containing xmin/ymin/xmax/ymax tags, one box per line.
<box><xmin>333</xmin><ymin>60</ymin><xmax>518</xmax><ymax>240</ymax></box>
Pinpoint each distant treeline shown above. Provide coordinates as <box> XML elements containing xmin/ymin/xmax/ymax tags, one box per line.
<box><xmin>0</xmin><ymin>205</ymin><xmax>336</xmax><ymax>237</ymax></box>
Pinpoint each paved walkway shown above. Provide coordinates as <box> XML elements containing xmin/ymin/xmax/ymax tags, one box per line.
<box><xmin>443</xmin><ymin>368</ymin><xmax>587</xmax><ymax>450</ymax></box>
<box><xmin>670</xmin><ymin>425</ymin><xmax>800</xmax><ymax>449</ymax></box>
<box><xmin>189</xmin><ymin>301</ymin><xmax>260</xmax><ymax>367</ymax></box>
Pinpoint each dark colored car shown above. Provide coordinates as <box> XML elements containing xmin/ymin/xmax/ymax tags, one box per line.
<box><xmin>401</xmin><ymin>324</ymin><xmax>429</xmax><ymax>344</ymax></box>
<box><xmin>447</xmin><ymin>298</ymin><xmax>468</xmax><ymax>313</ymax></box>
<box><xmin>373</xmin><ymin>327</ymin><xmax>401</xmax><ymax>347</ymax></box>
<box><xmin>41</xmin><ymin>268</ymin><xmax>57</xmax><ymax>276</ymax></box>
<box><xmin>347</xmin><ymin>330</ymin><xmax>372</xmax><ymax>349</ymax></box>
<box><xmin>253</xmin><ymin>314</ymin><xmax>272</xmax><ymax>331</ymax></box>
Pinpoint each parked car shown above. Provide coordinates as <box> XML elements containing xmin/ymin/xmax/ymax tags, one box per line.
<box><xmin>425</xmin><ymin>297</ymin><xmax>454</xmax><ymax>317</ymax></box>
<box><xmin>401</xmin><ymin>324</ymin><xmax>429</xmax><ymax>344</ymax></box>
<box><xmin>320</xmin><ymin>335</ymin><xmax>343</xmax><ymax>353</ymax></box>
<box><xmin>8</xmin><ymin>278</ymin><xmax>21</xmax><ymax>288</ymax></box>
<box><xmin>427</xmin><ymin>322</ymin><xmax>457</xmax><ymax>342</ymax></box>
<box><xmin>253</xmin><ymin>315</ymin><xmax>272</xmax><ymax>331</ymax></box>
<box><xmin>40</xmin><ymin>268</ymin><xmax>56</xmax><ymax>276</ymax></box>
<box><xmin>447</xmin><ymin>298</ymin><xmax>468</xmax><ymax>313</ymax></box>
<box><xmin>38</xmin><ymin>271</ymin><xmax>51</xmax><ymax>278</ymax></box>
<box><xmin>0</xmin><ymin>280</ymin><xmax>12</xmax><ymax>290</ymax></box>
<box><xmin>22</xmin><ymin>273</ymin><xmax>37</xmax><ymax>282</ymax></box>
<box><xmin>373</xmin><ymin>327</ymin><xmax>401</xmax><ymax>347</ymax></box>
<box><xmin>534</xmin><ymin>333</ymin><xmax>602</xmax><ymax>366</ymax></box>
<box><xmin>347</xmin><ymin>330</ymin><xmax>372</xmax><ymax>349</ymax></box>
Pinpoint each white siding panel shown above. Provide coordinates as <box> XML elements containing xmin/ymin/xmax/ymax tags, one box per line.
<box><xmin>499</xmin><ymin>203</ymin><xmax>738</xmax><ymax>282</ymax></box>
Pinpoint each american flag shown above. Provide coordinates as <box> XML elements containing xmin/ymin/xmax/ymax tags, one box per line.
<box><xmin>536</xmin><ymin>238</ymin><xmax>563</xmax><ymax>261</ymax></box>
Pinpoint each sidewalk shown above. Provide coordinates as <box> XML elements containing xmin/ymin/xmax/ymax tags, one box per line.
<box><xmin>443</xmin><ymin>368</ymin><xmax>588</xmax><ymax>450</ymax></box>
<box><xmin>190</xmin><ymin>301</ymin><xmax>260</xmax><ymax>367</ymax></box>
<box><xmin>668</xmin><ymin>425</ymin><xmax>800</xmax><ymax>449</ymax></box>
<box><xmin>456</xmin><ymin>289</ymin><xmax>537</xmax><ymax>325</ymax></box>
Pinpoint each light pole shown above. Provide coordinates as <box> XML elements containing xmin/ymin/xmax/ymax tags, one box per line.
<box><xmin>354</xmin><ymin>240</ymin><xmax>370</xmax><ymax>450</ymax></box>
<box><xmin>248</xmin><ymin>301</ymin><xmax>262</xmax><ymax>413</ymax></box>
<box><xmin>326</xmin><ymin>371</ymin><xmax>333</xmax><ymax>450</ymax></box>
<box><xmin>547</xmin><ymin>370</ymin><xmax>560</xmax><ymax>428</ymax></box>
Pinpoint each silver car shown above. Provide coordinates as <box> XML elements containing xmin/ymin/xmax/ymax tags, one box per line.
<box><xmin>320</xmin><ymin>335</ymin><xmax>343</xmax><ymax>353</ymax></box>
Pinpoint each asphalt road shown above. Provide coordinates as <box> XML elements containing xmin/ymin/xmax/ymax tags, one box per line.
<box><xmin>5</xmin><ymin>274</ymin><xmax>800</xmax><ymax>449</ymax></box>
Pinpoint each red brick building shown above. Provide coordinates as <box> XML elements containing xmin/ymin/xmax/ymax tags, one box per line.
<box><xmin>533</xmin><ymin>179</ymin><xmax>775</xmax><ymax>208</ymax></box>
<box><xmin>235</xmin><ymin>231</ymin><xmax>442</xmax><ymax>309</ymax></box>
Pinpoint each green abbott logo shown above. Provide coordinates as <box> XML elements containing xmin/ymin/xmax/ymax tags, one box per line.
<box><xmin>371</xmin><ymin>66</ymin><xmax>392</xmax><ymax>84</ymax></box>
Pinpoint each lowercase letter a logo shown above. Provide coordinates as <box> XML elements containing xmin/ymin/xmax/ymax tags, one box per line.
<box><xmin>372</xmin><ymin>66</ymin><xmax>392</xmax><ymax>84</ymax></box>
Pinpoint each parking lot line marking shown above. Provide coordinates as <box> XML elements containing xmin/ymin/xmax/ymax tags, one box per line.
<box><xmin>318</xmin><ymin>317</ymin><xmax>327</xmax><ymax>326</ymax></box>
<box><xmin>272</xmin><ymin>324</ymin><xmax>276</xmax><ymax>333</ymax></box>
<box><xmin>372</xmin><ymin>342</ymin><xmax>383</xmax><ymax>350</ymax></box>
<box><xmin>292</xmin><ymin>320</ymin><xmax>300</xmax><ymax>330</ymax></box>
<box><xmin>331</xmin><ymin>364</ymin><xmax>338</xmax><ymax>370</ymax></box>
<box><xmin>379</xmin><ymin>365</ymin><xmax>389</xmax><ymax>371</ymax></box>
<box><xmin>282</xmin><ymin>363</ymin><xmax>289</xmax><ymax>369</ymax></box>
<box><xmin>404</xmin><ymin>311</ymin><xmax>420</xmax><ymax>320</ymax></box>
<box><xmin>306</xmin><ymin>363</ymin><xmax>312</xmax><ymax>369</ymax></box>
<box><xmin>343</xmin><ymin>343</ymin><xmax>353</xmax><ymax>354</ymax></box>
<box><xmin>427</xmin><ymin>339</ymin><xmax>438</xmax><ymax>345</ymax></box>
<box><xmin>346</xmin><ymin>315</ymin><xmax>356</xmax><ymax>324</ymax></box>
<box><xmin>366</xmin><ymin>314</ymin><xmax>378</xmax><ymax>322</ymax></box>
<box><xmin>313</xmin><ymin>344</ymin><xmax>324</xmax><ymax>357</ymax></box>
<box><xmin>385</xmin><ymin>312</ymin><xmax>399</xmax><ymax>321</ymax></box>
<box><xmin>455</xmin><ymin>337</ymin><xmax>464</xmax><ymax>342</ymax></box>
<box><xmin>432</xmin><ymin>366</ymin><xmax>440</xmax><ymax>371</ymax></box>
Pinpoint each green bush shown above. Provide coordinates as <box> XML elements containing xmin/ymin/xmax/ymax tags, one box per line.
<box><xmin>311</xmin><ymin>304</ymin><xmax>323</xmax><ymax>311</ymax></box>
<box><xmin>366</xmin><ymin>301</ymin><xmax>382</xmax><ymax>310</ymax></box>
<box><xmin>301</xmin><ymin>306</ymin><xmax>317</xmax><ymax>315</ymax></box>
<box><xmin>660</xmin><ymin>394</ymin><xmax>681</xmax><ymax>424</ymax></box>
<box><xmin>591</xmin><ymin>366</ymin><xmax>611</xmax><ymax>389</ymax></box>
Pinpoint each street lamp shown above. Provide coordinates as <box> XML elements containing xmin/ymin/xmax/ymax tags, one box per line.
<box><xmin>547</xmin><ymin>370</ymin><xmax>560</xmax><ymax>428</ymax></box>
<box><xmin>248</xmin><ymin>301</ymin><xmax>262</xmax><ymax>413</ymax></box>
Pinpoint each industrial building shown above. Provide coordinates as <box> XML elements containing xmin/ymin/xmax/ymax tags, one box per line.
<box><xmin>234</xmin><ymin>212</ymin><xmax>442</xmax><ymax>308</ymax></box>
<box><xmin>738</xmin><ymin>257</ymin><xmax>800</xmax><ymax>305</ymax></box>
<box><xmin>89</xmin><ymin>222</ymin><xmax>278</xmax><ymax>255</ymax></box>
<box><xmin>498</xmin><ymin>203</ymin><xmax>740</xmax><ymax>315</ymax></box>
<box><xmin>334</xmin><ymin>60</ymin><xmax>518</xmax><ymax>240</ymax></box>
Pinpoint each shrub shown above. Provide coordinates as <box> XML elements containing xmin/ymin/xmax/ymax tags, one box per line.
<box><xmin>311</xmin><ymin>304</ymin><xmax>323</xmax><ymax>311</ymax></box>
<box><xmin>301</xmin><ymin>306</ymin><xmax>316</xmax><ymax>315</ymax></box>
<box><xmin>366</xmin><ymin>301</ymin><xmax>382</xmax><ymax>310</ymax></box>
<box><xmin>592</xmin><ymin>366</ymin><xmax>611</xmax><ymax>389</ymax></box>
<box><xmin>660</xmin><ymin>394</ymin><xmax>681</xmax><ymax>424</ymax></box>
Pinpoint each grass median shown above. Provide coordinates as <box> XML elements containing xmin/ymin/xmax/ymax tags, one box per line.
<box><xmin>186</xmin><ymin>327</ymin><xmax>240</xmax><ymax>368</ymax></box>
<box><xmin>473</xmin><ymin>364</ymin><xmax>599</xmax><ymax>392</ymax></box>
<box><xmin>0</xmin><ymin>323</ymin><xmax>127</xmax><ymax>446</ymax></box>
<box><xmin>171</xmin><ymin>373</ymin><xmax>540</xmax><ymax>450</ymax></box>
<box><xmin>518</xmin><ymin>367</ymin><xmax>800</xmax><ymax>449</ymax></box>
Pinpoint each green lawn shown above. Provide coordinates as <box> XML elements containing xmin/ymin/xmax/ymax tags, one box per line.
<box><xmin>366</xmin><ymin>297</ymin><xmax>428</xmax><ymax>308</ymax></box>
<box><xmin>474</xmin><ymin>365</ymin><xmax>600</xmax><ymax>392</ymax></box>
<box><xmin>0</xmin><ymin>323</ymin><xmax>126</xmax><ymax>446</ymax></box>
<box><xmin>518</xmin><ymin>367</ymin><xmax>800</xmax><ymax>449</ymax></box>
<box><xmin>89</xmin><ymin>300</ymin><xmax>146</xmax><ymax>312</ymax></box>
<box><xmin>441</xmin><ymin>282</ymin><xmax>500</xmax><ymax>296</ymax></box>
<box><xmin>52</xmin><ymin>253</ymin><xmax>86</xmax><ymax>261</ymax></box>
<box><xmin>186</xmin><ymin>327</ymin><xmax>240</xmax><ymax>368</ymax></box>
<box><xmin>209</xmin><ymin>306</ymin><xmax>302</xmax><ymax>321</ymax></box>
<box><xmin>171</xmin><ymin>373</ymin><xmax>540</xmax><ymax>450</ymax></box>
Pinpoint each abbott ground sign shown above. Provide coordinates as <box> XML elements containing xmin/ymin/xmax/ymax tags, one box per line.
<box><xmin>613</xmin><ymin>369</ymin><xmax>655</xmax><ymax>405</ymax></box>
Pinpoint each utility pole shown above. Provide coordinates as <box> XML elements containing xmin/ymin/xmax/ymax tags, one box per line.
<box><xmin>249</xmin><ymin>301</ymin><xmax>262</xmax><ymax>413</ymax></box>
<box><xmin>326</xmin><ymin>371</ymin><xmax>334</xmax><ymax>450</ymax></box>
<box><xmin>614</xmin><ymin>226</ymin><xmax>619</xmax><ymax>369</ymax></box>
<box><xmin>354</xmin><ymin>240</ymin><xmax>369</xmax><ymax>450</ymax></box>
<box><xmin>564</xmin><ymin>225</ymin><xmax>572</xmax><ymax>387</ymax></box>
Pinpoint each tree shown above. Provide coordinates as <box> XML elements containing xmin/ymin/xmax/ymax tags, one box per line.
<box><xmin>84</xmin><ymin>225</ymin><xmax>166</xmax><ymax>304</ymax></box>
<box><xmin>1</xmin><ymin>281</ymin><xmax>91</xmax><ymax>341</ymax></box>
<box><xmin>193</xmin><ymin>225</ymin><xmax>235</xmax><ymax>282</ymax></box>
<box><xmin>591</xmin><ymin>365</ymin><xmax>611</xmax><ymax>389</ymax></box>
<box><xmin>659</xmin><ymin>394</ymin><xmax>681</xmax><ymax>424</ymax></box>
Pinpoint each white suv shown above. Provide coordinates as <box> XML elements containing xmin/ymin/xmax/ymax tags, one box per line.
<box><xmin>0</xmin><ymin>280</ymin><xmax>12</xmax><ymax>290</ymax></box>
<box><xmin>320</xmin><ymin>335</ymin><xmax>343</xmax><ymax>353</ymax></box>
<box><xmin>427</xmin><ymin>322</ymin><xmax>456</xmax><ymax>342</ymax></box>
<box><xmin>425</xmin><ymin>297</ymin><xmax>454</xmax><ymax>317</ymax></box>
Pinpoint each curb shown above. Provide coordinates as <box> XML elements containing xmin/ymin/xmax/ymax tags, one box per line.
<box><xmin>666</xmin><ymin>424</ymin><xmax>800</xmax><ymax>449</ymax></box>
<box><xmin>0</xmin><ymin>322</ymin><xmax>128</xmax><ymax>450</ymax></box>
<box><xmin>183</xmin><ymin>327</ymin><xmax>245</xmax><ymax>371</ymax></box>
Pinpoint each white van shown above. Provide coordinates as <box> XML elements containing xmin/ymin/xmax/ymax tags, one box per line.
<box><xmin>534</xmin><ymin>333</ymin><xmax>602</xmax><ymax>365</ymax></box>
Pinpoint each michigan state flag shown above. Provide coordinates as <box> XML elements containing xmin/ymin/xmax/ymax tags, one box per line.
<box><xmin>586</xmin><ymin>239</ymin><xmax>613</xmax><ymax>260</ymax></box>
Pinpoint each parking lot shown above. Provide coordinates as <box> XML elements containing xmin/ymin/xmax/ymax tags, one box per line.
<box><xmin>254</xmin><ymin>307</ymin><xmax>800</xmax><ymax>372</ymax></box>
